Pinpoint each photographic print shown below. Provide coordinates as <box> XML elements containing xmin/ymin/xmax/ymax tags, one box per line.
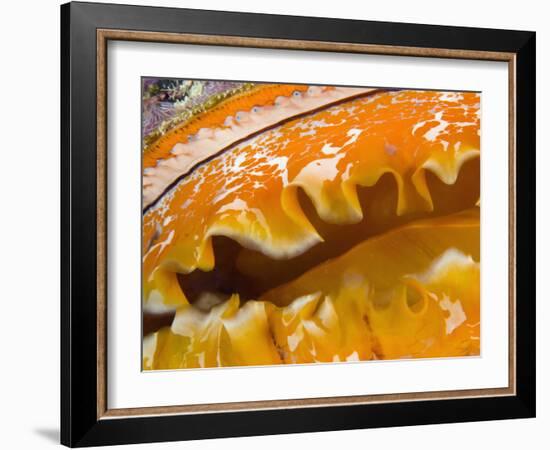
<box><xmin>141</xmin><ymin>80</ymin><xmax>481</xmax><ymax>370</ymax></box>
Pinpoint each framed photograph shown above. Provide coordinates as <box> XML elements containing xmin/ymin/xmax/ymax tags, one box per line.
<box><xmin>61</xmin><ymin>1</ymin><xmax>536</xmax><ymax>447</ymax></box>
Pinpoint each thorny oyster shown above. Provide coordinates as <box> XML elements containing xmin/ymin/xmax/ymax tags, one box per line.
<box><xmin>141</xmin><ymin>81</ymin><xmax>480</xmax><ymax>370</ymax></box>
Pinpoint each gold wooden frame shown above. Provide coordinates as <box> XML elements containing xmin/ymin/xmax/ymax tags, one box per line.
<box><xmin>96</xmin><ymin>29</ymin><xmax>516</xmax><ymax>420</ymax></box>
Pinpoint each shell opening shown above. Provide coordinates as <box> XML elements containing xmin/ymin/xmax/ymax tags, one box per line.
<box><xmin>145</xmin><ymin>155</ymin><xmax>479</xmax><ymax>327</ymax></box>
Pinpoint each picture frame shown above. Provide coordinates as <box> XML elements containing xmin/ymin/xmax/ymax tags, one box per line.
<box><xmin>61</xmin><ymin>1</ymin><xmax>536</xmax><ymax>447</ymax></box>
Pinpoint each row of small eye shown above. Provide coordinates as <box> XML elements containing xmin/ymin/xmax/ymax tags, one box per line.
<box><xmin>179</xmin><ymin>87</ymin><xmax>325</xmax><ymax>147</ymax></box>
<box><xmin>231</xmin><ymin>88</ymin><xmax>324</xmax><ymax>123</ymax></box>
<box><xmin>244</xmin><ymin>91</ymin><xmax>302</xmax><ymax>117</ymax></box>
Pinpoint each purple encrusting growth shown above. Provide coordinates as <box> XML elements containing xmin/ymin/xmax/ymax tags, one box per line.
<box><xmin>142</xmin><ymin>79</ymin><xmax>246</xmax><ymax>142</ymax></box>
